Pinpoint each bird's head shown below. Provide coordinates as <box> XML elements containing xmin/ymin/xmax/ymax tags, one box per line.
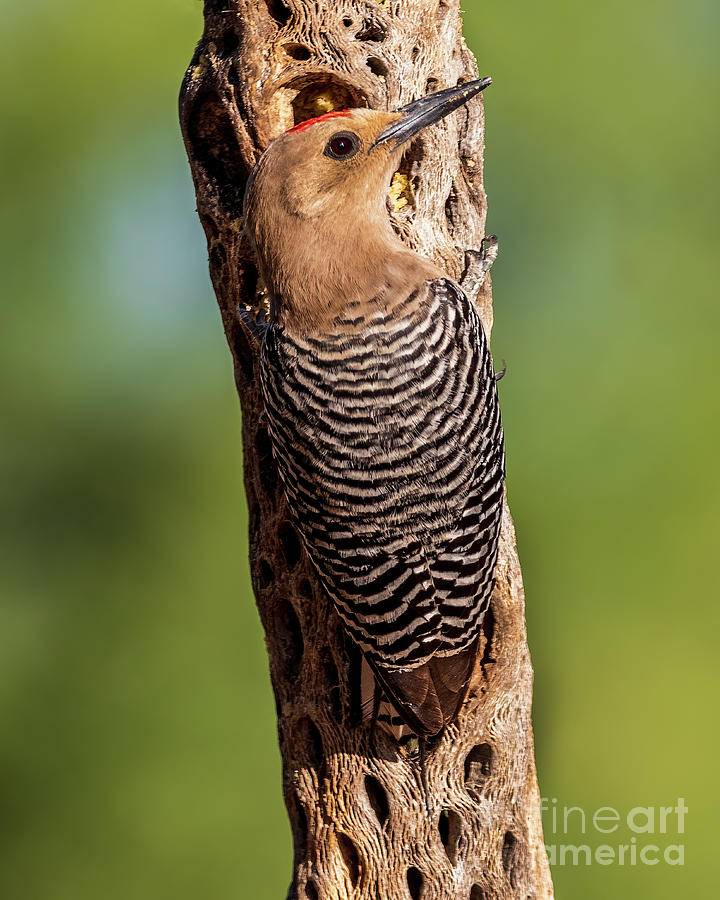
<box><xmin>243</xmin><ymin>78</ymin><xmax>492</xmax><ymax>329</ymax></box>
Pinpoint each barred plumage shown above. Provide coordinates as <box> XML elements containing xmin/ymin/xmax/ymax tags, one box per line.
<box><xmin>260</xmin><ymin>278</ymin><xmax>505</xmax><ymax>727</ymax></box>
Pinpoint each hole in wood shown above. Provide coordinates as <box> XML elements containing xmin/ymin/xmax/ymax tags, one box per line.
<box><xmin>445</xmin><ymin>181</ymin><xmax>458</xmax><ymax>227</ymax></box>
<box><xmin>284</xmin><ymin>42</ymin><xmax>312</xmax><ymax>61</ymax></box>
<box><xmin>436</xmin><ymin>0</ymin><xmax>450</xmax><ymax>23</ymax></box>
<box><xmin>356</xmin><ymin>20</ymin><xmax>388</xmax><ymax>43</ymax></box>
<box><xmin>367</xmin><ymin>56</ymin><xmax>389</xmax><ymax>80</ymax></box>
<box><xmin>186</xmin><ymin>91</ymin><xmax>247</xmax><ymax>216</ymax></box>
<box><xmin>502</xmin><ymin>831</ymin><xmax>518</xmax><ymax>879</ymax></box>
<box><xmin>438</xmin><ymin>809</ymin><xmax>450</xmax><ymax>852</ymax></box>
<box><xmin>297</xmin><ymin>716</ymin><xmax>324</xmax><ymax>770</ymax></box>
<box><xmin>438</xmin><ymin>809</ymin><xmax>462</xmax><ymax>865</ymax></box>
<box><xmin>275</xmin><ymin>600</ymin><xmax>303</xmax><ymax>680</ymax></box>
<box><xmin>266</xmin><ymin>0</ymin><xmax>291</xmax><ymax>26</ymax></box>
<box><xmin>279</xmin><ymin>521</ymin><xmax>302</xmax><ymax>569</ymax></box>
<box><xmin>464</xmin><ymin>742</ymin><xmax>493</xmax><ymax>787</ymax></box>
<box><xmin>259</xmin><ymin>559</ymin><xmax>275</xmax><ymax>588</ymax></box>
<box><xmin>469</xmin><ymin>886</ymin><xmax>487</xmax><ymax>900</ymax></box>
<box><xmin>438</xmin><ymin>808</ymin><xmax>449</xmax><ymax>846</ymax></box>
<box><xmin>364</xmin><ymin>774</ymin><xmax>390</xmax><ymax>825</ymax></box>
<box><xmin>426</xmin><ymin>77</ymin><xmax>441</xmax><ymax>93</ymax></box>
<box><xmin>244</xmin><ymin>263</ymin><xmax>259</xmax><ymax>314</ymax></box>
<box><xmin>305</xmin><ymin>878</ymin><xmax>319</xmax><ymax>900</ymax></box>
<box><xmin>218</xmin><ymin>29</ymin><xmax>239</xmax><ymax>56</ymax></box>
<box><xmin>337</xmin><ymin>833</ymin><xmax>361</xmax><ymax>887</ymax></box>
<box><xmin>291</xmin><ymin>79</ymin><xmax>362</xmax><ymax>129</ymax></box>
<box><xmin>389</xmin><ymin>141</ymin><xmax>423</xmax><ymax>213</ymax></box>
<box><xmin>406</xmin><ymin>867</ymin><xmax>424</xmax><ymax>899</ymax></box>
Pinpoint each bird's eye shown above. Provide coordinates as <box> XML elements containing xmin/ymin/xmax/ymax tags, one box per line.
<box><xmin>324</xmin><ymin>131</ymin><xmax>360</xmax><ymax>161</ymax></box>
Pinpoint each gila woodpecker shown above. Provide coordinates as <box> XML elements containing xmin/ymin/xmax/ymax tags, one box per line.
<box><xmin>243</xmin><ymin>79</ymin><xmax>505</xmax><ymax>738</ymax></box>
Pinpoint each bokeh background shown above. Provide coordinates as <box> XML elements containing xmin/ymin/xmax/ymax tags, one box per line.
<box><xmin>1</xmin><ymin>1</ymin><xmax>718</xmax><ymax>897</ymax></box>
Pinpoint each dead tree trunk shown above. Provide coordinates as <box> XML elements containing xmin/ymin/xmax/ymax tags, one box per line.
<box><xmin>179</xmin><ymin>2</ymin><xmax>553</xmax><ymax>897</ymax></box>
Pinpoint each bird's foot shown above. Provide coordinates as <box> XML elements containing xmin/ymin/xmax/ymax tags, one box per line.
<box><xmin>238</xmin><ymin>303</ymin><xmax>269</xmax><ymax>344</ymax></box>
<box><xmin>460</xmin><ymin>234</ymin><xmax>499</xmax><ymax>304</ymax></box>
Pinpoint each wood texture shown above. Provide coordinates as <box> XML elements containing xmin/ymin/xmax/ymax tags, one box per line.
<box><xmin>179</xmin><ymin>2</ymin><xmax>554</xmax><ymax>897</ymax></box>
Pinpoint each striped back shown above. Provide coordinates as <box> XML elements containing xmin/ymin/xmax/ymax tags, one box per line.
<box><xmin>261</xmin><ymin>279</ymin><xmax>504</xmax><ymax>668</ymax></box>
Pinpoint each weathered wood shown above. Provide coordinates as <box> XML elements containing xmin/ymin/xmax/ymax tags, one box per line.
<box><xmin>179</xmin><ymin>2</ymin><xmax>553</xmax><ymax>897</ymax></box>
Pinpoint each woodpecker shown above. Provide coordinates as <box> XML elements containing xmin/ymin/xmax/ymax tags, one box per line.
<box><xmin>243</xmin><ymin>79</ymin><xmax>505</xmax><ymax>738</ymax></box>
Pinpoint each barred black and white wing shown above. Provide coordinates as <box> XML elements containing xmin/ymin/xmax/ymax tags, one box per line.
<box><xmin>260</xmin><ymin>278</ymin><xmax>505</xmax><ymax>734</ymax></box>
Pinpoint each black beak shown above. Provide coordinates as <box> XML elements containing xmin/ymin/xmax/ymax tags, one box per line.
<box><xmin>372</xmin><ymin>77</ymin><xmax>492</xmax><ymax>150</ymax></box>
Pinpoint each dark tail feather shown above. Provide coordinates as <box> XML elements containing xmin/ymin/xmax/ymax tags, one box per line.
<box><xmin>368</xmin><ymin>641</ymin><xmax>478</xmax><ymax>737</ymax></box>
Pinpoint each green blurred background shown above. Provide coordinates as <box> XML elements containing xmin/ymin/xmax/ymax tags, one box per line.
<box><xmin>1</xmin><ymin>1</ymin><xmax>717</xmax><ymax>896</ymax></box>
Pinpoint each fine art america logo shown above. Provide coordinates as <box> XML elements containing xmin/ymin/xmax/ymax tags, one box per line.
<box><xmin>542</xmin><ymin>798</ymin><xmax>687</xmax><ymax>867</ymax></box>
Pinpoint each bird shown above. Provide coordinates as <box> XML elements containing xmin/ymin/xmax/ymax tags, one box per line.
<box><xmin>242</xmin><ymin>78</ymin><xmax>505</xmax><ymax>741</ymax></box>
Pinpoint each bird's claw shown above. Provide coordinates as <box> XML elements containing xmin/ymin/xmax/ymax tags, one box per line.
<box><xmin>460</xmin><ymin>235</ymin><xmax>499</xmax><ymax>303</ymax></box>
<box><xmin>238</xmin><ymin>304</ymin><xmax>269</xmax><ymax>343</ymax></box>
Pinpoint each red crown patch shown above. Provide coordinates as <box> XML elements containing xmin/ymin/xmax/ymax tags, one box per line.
<box><xmin>286</xmin><ymin>110</ymin><xmax>353</xmax><ymax>134</ymax></box>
